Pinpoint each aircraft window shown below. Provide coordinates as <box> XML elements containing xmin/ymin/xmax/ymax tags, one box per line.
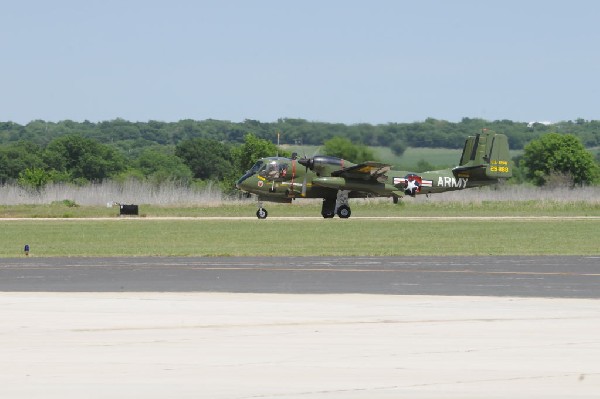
<box><xmin>249</xmin><ymin>161</ymin><xmax>263</xmax><ymax>174</ymax></box>
<box><xmin>258</xmin><ymin>162</ymin><xmax>269</xmax><ymax>178</ymax></box>
<box><xmin>278</xmin><ymin>163</ymin><xmax>289</xmax><ymax>177</ymax></box>
<box><xmin>266</xmin><ymin>161</ymin><xmax>279</xmax><ymax>178</ymax></box>
<box><xmin>257</xmin><ymin>160</ymin><xmax>289</xmax><ymax>179</ymax></box>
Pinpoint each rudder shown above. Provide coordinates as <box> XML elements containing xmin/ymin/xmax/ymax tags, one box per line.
<box><xmin>455</xmin><ymin>131</ymin><xmax>512</xmax><ymax>180</ymax></box>
<box><xmin>485</xmin><ymin>133</ymin><xmax>512</xmax><ymax>178</ymax></box>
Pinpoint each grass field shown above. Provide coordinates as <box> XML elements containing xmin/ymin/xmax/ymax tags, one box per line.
<box><xmin>1</xmin><ymin>192</ymin><xmax>599</xmax><ymax>218</ymax></box>
<box><xmin>1</xmin><ymin>216</ymin><xmax>598</xmax><ymax>257</ymax></box>
<box><xmin>1</xmin><ymin>185</ymin><xmax>598</xmax><ymax>258</ymax></box>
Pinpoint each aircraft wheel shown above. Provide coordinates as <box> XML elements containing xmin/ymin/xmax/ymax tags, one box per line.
<box><xmin>337</xmin><ymin>205</ymin><xmax>351</xmax><ymax>219</ymax></box>
<box><xmin>321</xmin><ymin>198</ymin><xmax>336</xmax><ymax>218</ymax></box>
<box><xmin>322</xmin><ymin>209</ymin><xmax>335</xmax><ymax>218</ymax></box>
<box><xmin>256</xmin><ymin>208</ymin><xmax>268</xmax><ymax>219</ymax></box>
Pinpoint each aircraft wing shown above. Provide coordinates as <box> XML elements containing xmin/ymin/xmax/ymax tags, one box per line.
<box><xmin>331</xmin><ymin>161</ymin><xmax>391</xmax><ymax>182</ymax></box>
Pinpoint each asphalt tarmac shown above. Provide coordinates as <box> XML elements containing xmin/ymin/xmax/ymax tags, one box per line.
<box><xmin>1</xmin><ymin>255</ymin><xmax>599</xmax><ymax>297</ymax></box>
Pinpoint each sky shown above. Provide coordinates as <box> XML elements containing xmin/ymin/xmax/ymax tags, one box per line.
<box><xmin>2</xmin><ymin>0</ymin><xmax>599</xmax><ymax>125</ymax></box>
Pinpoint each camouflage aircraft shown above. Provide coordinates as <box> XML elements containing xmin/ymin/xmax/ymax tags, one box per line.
<box><xmin>236</xmin><ymin>130</ymin><xmax>512</xmax><ymax>219</ymax></box>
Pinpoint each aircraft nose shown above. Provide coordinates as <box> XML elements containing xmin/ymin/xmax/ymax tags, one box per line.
<box><xmin>236</xmin><ymin>168</ymin><xmax>259</xmax><ymax>191</ymax></box>
<box><xmin>236</xmin><ymin>174</ymin><xmax>249</xmax><ymax>190</ymax></box>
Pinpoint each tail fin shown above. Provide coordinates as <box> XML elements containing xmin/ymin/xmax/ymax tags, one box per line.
<box><xmin>454</xmin><ymin>131</ymin><xmax>512</xmax><ymax>180</ymax></box>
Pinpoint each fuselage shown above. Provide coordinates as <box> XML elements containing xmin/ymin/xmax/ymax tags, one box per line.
<box><xmin>235</xmin><ymin>156</ymin><xmax>495</xmax><ymax>202</ymax></box>
<box><xmin>235</xmin><ymin>131</ymin><xmax>511</xmax><ymax>219</ymax></box>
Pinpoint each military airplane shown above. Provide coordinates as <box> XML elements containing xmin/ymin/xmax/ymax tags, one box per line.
<box><xmin>236</xmin><ymin>130</ymin><xmax>512</xmax><ymax>219</ymax></box>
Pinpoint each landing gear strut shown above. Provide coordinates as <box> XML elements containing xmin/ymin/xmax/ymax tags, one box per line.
<box><xmin>321</xmin><ymin>191</ymin><xmax>352</xmax><ymax>219</ymax></box>
<box><xmin>336</xmin><ymin>190</ymin><xmax>351</xmax><ymax>218</ymax></box>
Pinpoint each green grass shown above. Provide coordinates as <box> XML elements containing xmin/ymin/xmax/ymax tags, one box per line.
<box><xmin>1</xmin><ymin>199</ymin><xmax>599</xmax><ymax>218</ymax></box>
<box><xmin>1</xmin><ymin>218</ymin><xmax>598</xmax><ymax>257</ymax></box>
<box><xmin>1</xmin><ymin>200</ymin><xmax>597</xmax><ymax>257</ymax></box>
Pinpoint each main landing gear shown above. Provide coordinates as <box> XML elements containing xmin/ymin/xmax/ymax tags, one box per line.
<box><xmin>321</xmin><ymin>202</ymin><xmax>351</xmax><ymax>219</ymax></box>
<box><xmin>321</xmin><ymin>191</ymin><xmax>351</xmax><ymax>219</ymax></box>
<box><xmin>254</xmin><ymin>191</ymin><xmax>352</xmax><ymax>219</ymax></box>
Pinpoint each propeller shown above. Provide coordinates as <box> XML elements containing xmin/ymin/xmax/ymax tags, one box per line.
<box><xmin>299</xmin><ymin>157</ymin><xmax>310</xmax><ymax>197</ymax></box>
<box><xmin>298</xmin><ymin>149</ymin><xmax>319</xmax><ymax>197</ymax></box>
<box><xmin>297</xmin><ymin>156</ymin><xmax>312</xmax><ymax>170</ymax></box>
<box><xmin>301</xmin><ymin>168</ymin><xmax>308</xmax><ymax>197</ymax></box>
<box><xmin>287</xmin><ymin>152</ymin><xmax>309</xmax><ymax>197</ymax></box>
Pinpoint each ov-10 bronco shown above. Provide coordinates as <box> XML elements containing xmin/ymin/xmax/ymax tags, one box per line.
<box><xmin>236</xmin><ymin>130</ymin><xmax>512</xmax><ymax>219</ymax></box>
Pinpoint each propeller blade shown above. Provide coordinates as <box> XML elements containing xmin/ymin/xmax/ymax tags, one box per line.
<box><xmin>290</xmin><ymin>159</ymin><xmax>296</xmax><ymax>197</ymax></box>
<box><xmin>302</xmin><ymin>164</ymin><xmax>308</xmax><ymax>197</ymax></box>
<box><xmin>301</xmin><ymin>173</ymin><xmax>307</xmax><ymax>196</ymax></box>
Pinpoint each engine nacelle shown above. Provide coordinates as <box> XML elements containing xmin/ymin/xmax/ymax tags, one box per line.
<box><xmin>298</xmin><ymin>155</ymin><xmax>346</xmax><ymax>175</ymax></box>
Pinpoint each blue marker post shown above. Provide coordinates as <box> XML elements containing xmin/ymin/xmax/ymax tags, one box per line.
<box><xmin>24</xmin><ymin>244</ymin><xmax>30</xmax><ymax>256</ymax></box>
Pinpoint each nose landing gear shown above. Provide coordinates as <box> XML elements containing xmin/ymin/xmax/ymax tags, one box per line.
<box><xmin>256</xmin><ymin>208</ymin><xmax>268</xmax><ymax>219</ymax></box>
<box><xmin>255</xmin><ymin>200</ymin><xmax>268</xmax><ymax>219</ymax></box>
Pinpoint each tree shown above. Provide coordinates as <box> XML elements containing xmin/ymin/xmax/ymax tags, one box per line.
<box><xmin>136</xmin><ymin>147</ymin><xmax>193</xmax><ymax>183</ymax></box>
<box><xmin>323</xmin><ymin>137</ymin><xmax>375</xmax><ymax>163</ymax></box>
<box><xmin>175</xmin><ymin>138</ymin><xmax>234</xmax><ymax>180</ymax></box>
<box><xmin>18</xmin><ymin>168</ymin><xmax>50</xmax><ymax>190</ymax></box>
<box><xmin>0</xmin><ymin>141</ymin><xmax>45</xmax><ymax>182</ymax></box>
<box><xmin>390</xmin><ymin>139</ymin><xmax>407</xmax><ymax>156</ymax></box>
<box><xmin>43</xmin><ymin>135</ymin><xmax>126</xmax><ymax>182</ymax></box>
<box><xmin>17</xmin><ymin>168</ymin><xmax>70</xmax><ymax>190</ymax></box>
<box><xmin>231</xmin><ymin>133</ymin><xmax>281</xmax><ymax>174</ymax></box>
<box><xmin>522</xmin><ymin>133</ymin><xmax>599</xmax><ymax>186</ymax></box>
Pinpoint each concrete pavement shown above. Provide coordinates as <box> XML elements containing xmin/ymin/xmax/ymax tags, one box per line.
<box><xmin>1</xmin><ymin>292</ymin><xmax>599</xmax><ymax>398</ymax></box>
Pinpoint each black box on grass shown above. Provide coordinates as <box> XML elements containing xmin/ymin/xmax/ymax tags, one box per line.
<box><xmin>119</xmin><ymin>204</ymin><xmax>139</xmax><ymax>216</ymax></box>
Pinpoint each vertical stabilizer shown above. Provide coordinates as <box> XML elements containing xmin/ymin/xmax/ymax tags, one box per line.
<box><xmin>485</xmin><ymin>133</ymin><xmax>511</xmax><ymax>178</ymax></box>
<box><xmin>455</xmin><ymin>131</ymin><xmax>512</xmax><ymax>180</ymax></box>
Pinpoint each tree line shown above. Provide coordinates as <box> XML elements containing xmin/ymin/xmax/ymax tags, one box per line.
<box><xmin>1</xmin><ymin>117</ymin><xmax>599</xmax><ymax>152</ymax></box>
<box><xmin>0</xmin><ymin>118</ymin><xmax>598</xmax><ymax>193</ymax></box>
<box><xmin>0</xmin><ymin>133</ymin><xmax>282</xmax><ymax>192</ymax></box>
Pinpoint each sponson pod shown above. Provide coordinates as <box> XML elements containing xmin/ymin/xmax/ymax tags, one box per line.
<box><xmin>312</xmin><ymin>176</ymin><xmax>399</xmax><ymax>196</ymax></box>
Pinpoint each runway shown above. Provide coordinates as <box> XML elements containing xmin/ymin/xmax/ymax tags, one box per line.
<box><xmin>2</xmin><ymin>256</ymin><xmax>599</xmax><ymax>398</ymax></box>
<box><xmin>1</xmin><ymin>255</ymin><xmax>599</xmax><ymax>298</ymax></box>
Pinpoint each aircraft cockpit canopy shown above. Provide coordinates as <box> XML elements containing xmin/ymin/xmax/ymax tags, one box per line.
<box><xmin>248</xmin><ymin>160</ymin><xmax>264</xmax><ymax>175</ymax></box>
<box><xmin>237</xmin><ymin>158</ymin><xmax>291</xmax><ymax>187</ymax></box>
<box><xmin>257</xmin><ymin>158</ymin><xmax>289</xmax><ymax>180</ymax></box>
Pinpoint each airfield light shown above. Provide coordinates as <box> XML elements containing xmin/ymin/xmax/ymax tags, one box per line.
<box><xmin>24</xmin><ymin>244</ymin><xmax>30</xmax><ymax>256</ymax></box>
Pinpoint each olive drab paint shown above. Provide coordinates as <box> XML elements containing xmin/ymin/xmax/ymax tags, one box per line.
<box><xmin>236</xmin><ymin>130</ymin><xmax>512</xmax><ymax>219</ymax></box>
